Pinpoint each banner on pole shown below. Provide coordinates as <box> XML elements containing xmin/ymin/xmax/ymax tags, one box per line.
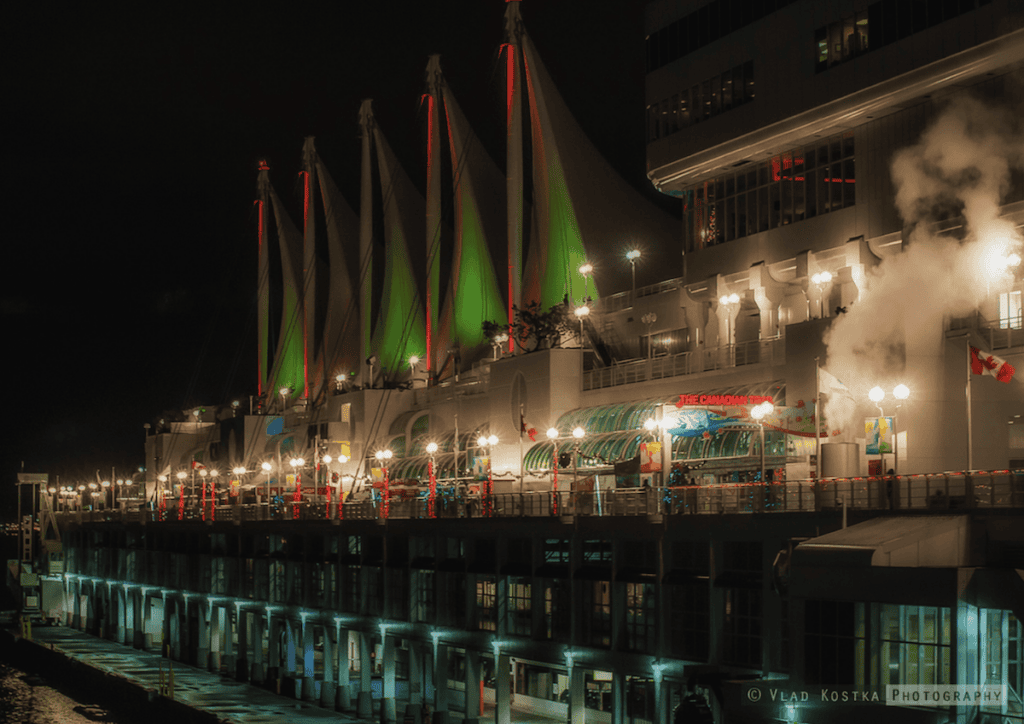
<box><xmin>864</xmin><ymin>417</ymin><xmax>895</xmax><ymax>454</ymax></box>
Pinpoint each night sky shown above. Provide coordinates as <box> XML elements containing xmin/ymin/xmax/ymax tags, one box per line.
<box><xmin>2</xmin><ymin>1</ymin><xmax>675</xmax><ymax>512</ymax></box>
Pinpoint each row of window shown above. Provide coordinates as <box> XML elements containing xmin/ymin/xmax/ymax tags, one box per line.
<box><xmin>646</xmin><ymin>0</ymin><xmax>797</xmax><ymax>73</ymax></box>
<box><xmin>646</xmin><ymin>61</ymin><xmax>754</xmax><ymax>142</ymax></box>
<box><xmin>682</xmin><ymin>133</ymin><xmax>855</xmax><ymax>250</ymax></box>
<box><xmin>816</xmin><ymin>0</ymin><xmax>991</xmax><ymax>72</ymax></box>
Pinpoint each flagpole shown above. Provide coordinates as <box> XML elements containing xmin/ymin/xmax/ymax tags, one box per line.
<box><xmin>966</xmin><ymin>337</ymin><xmax>973</xmax><ymax>471</ymax></box>
<box><xmin>519</xmin><ymin>403</ymin><xmax>525</xmax><ymax>494</ymax></box>
<box><xmin>814</xmin><ymin>357</ymin><xmax>822</xmax><ymax>481</ymax></box>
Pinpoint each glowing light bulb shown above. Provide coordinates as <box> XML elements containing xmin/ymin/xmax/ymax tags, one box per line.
<box><xmin>869</xmin><ymin>386</ymin><xmax>885</xmax><ymax>403</ymax></box>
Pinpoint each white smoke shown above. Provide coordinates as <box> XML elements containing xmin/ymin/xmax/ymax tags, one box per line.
<box><xmin>823</xmin><ymin>95</ymin><xmax>1024</xmax><ymax>431</ymax></box>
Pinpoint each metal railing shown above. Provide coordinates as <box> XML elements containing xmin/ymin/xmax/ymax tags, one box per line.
<box><xmin>54</xmin><ymin>470</ymin><xmax>1024</xmax><ymax>525</ymax></box>
<box><xmin>582</xmin><ymin>337</ymin><xmax>784</xmax><ymax>391</ymax></box>
<box><xmin>948</xmin><ymin>314</ymin><xmax>1022</xmax><ymax>350</ymax></box>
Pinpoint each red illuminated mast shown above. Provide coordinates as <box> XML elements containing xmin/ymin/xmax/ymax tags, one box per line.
<box><xmin>256</xmin><ymin>161</ymin><xmax>271</xmax><ymax>397</ymax></box>
<box><xmin>504</xmin><ymin>0</ymin><xmax>524</xmax><ymax>353</ymax></box>
<box><xmin>425</xmin><ymin>56</ymin><xmax>443</xmax><ymax>376</ymax></box>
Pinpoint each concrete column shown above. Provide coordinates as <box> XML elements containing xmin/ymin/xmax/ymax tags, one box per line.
<box><xmin>653</xmin><ymin>671</ymin><xmax>669</xmax><ymax>724</ymax></box>
<box><xmin>301</xmin><ymin>619</ymin><xmax>317</xmax><ymax>702</ymax></box>
<box><xmin>708</xmin><ymin>539</ymin><xmax>724</xmax><ymax>665</ymax></box>
<box><xmin>321</xmin><ymin>625</ymin><xmax>337</xmax><ymax>708</ymax></box>
<box><xmin>357</xmin><ymin>631</ymin><xmax>373</xmax><ymax>718</ymax></box>
<box><xmin>612</xmin><ymin>671</ymin><xmax>626</xmax><ymax>724</ymax></box>
<box><xmin>285</xmin><ymin>619</ymin><xmax>299</xmax><ymax>698</ymax></box>
<box><xmin>381</xmin><ymin>634</ymin><xmax>397</xmax><ymax>723</ymax></box>
<box><xmin>337</xmin><ymin>627</ymin><xmax>353</xmax><ymax>711</ymax></box>
<box><xmin>116</xmin><ymin>587</ymin><xmax>127</xmax><ymax>644</ymax></box>
<box><xmin>568</xmin><ymin>664</ymin><xmax>585</xmax><ymax>724</ymax></box>
<box><xmin>463</xmin><ymin>649</ymin><xmax>481</xmax><ymax>724</ymax></box>
<box><xmin>494</xmin><ymin>653</ymin><xmax>511</xmax><ymax>724</ymax></box>
<box><xmin>408</xmin><ymin>641</ymin><xmax>423</xmax><ymax>706</ymax></box>
<box><xmin>132</xmin><ymin>589</ymin><xmax>145</xmax><ymax>649</ymax></box>
<box><xmin>433</xmin><ymin>641</ymin><xmax>450</xmax><ymax>716</ymax></box>
<box><xmin>223</xmin><ymin>606</ymin><xmax>236</xmax><ymax>678</ymax></box>
<box><xmin>198</xmin><ymin>601</ymin><xmax>212</xmax><ymax>672</ymax></box>
<box><xmin>250</xmin><ymin>613</ymin><xmax>266</xmax><ymax>684</ymax></box>
<box><xmin>210</xmin><ymin>604</ymin><xmax>223</xmax><ymax>673</ymax></box>
<box><xmin>267</xmin><ymin>615</ymin><xmax>281</xmax><ymax>688</ymax></box>
<box><xmin>161</xmin><ymin>595</ymin><xmax>173</xmax><ymax>659</ymax></box>
<box><xmin>234</xmin><ymin>607</ymin><xmax>247</xmax><ymax>681</ymax></box>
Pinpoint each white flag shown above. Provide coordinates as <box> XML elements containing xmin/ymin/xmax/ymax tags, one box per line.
<box><xmin>819</xmin><ymin>367</ymin><xmax>853</xmax><ymax>399</ymax></box>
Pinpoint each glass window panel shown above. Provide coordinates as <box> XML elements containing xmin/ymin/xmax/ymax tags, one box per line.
<box><xmin>829</xmin><ymin>22</ymin><xmax>843</xmax><ymax>65</ymax></box>
<box><xmin>758</xmin><ymin>162</ymin><xmax>769</xmax><ymax>187</ymax></box>
<box><xmin>744</xmin><ymin>60</ymin><xmax>754</xmax><ymax>100</ymax></box>
<box><xmin>758</xmin><ymin>187</ymin><xmax>769</xmax><ymax>232</ymax></box>
<box><xmin>726</xmin><ymin>176</ymin><xmax>735</xmax><ymax>197</ymax></box>
<box><xmin>843</xmin><ymin>158</ymin><xmax>856</xmax><ymax>207</ymax></box>
<box><xmin>794</xmin><ymin>172</ymin><xmax>806</xmax><ymax>222</ymax></box>
<box><xmin>702</xmin><ymin>79</ymin><xmax>712</xmax><ymax>118</ymax></box>
<box><xmin>647</xmin><ymin>105</ymin><xmax>659</xmax><ymax>142</ymax></box>
<box><xmin>692</xmin><ymin>85</ymin><xmax>702</xmax><ymax>122</ymax></box>
<box><xmin>726</xmin><ymin>197</ymin><xmax>736</xmax><ymax>241</ymax></box>
<box><xmin>736</xmin><ymin>170</ymin><xmax>746</xmax><ymax>194</ymax></box>
<box><xmin>831</xmin><ymin>162</ymin><xmax>844</xmax><ymax>209</ymax></box>
<box><xmin>830</xmin><ymin>137</ymin><xmax>842</xmax><ymax>163</ymax></box>
<box><xmin>856</xmin><ymin>11</ymin><xmax>869</xmax><ymax>52</ymax></box>
<box><xmin>781</xmin><ymin>177</ymin><xmax>793</xmax><ymax>226</ymax></box>
<box><xmin>806</xmin><ymin>168</ymin><xmax>817</xmax><ymax>218</ymax></box>
<box><xmin>736</xmin><ymin>193</ymin><xmax>747</xmax><ymax>238</ymax></box>
<box><xmin>670</xmin><ymin>94</ymin><xmax>680</xmax><ymax>133</ymax></box>
<box><xmin>843</xmin><ymin>132</ymin><xmax>855</xmax><ymax>158</ymax></box>
<box><xmin>818</xmin><ymin>143</ymin><xmax>830</xmax><ymax>167</ymax></box>
<box><xmin>769</xmin><ymin>183</ymin><xmax>780</xmax><ymax>229</ymax></box>
<box><xmin>816</xmin><ymin>26</ymin><xmax>828</xmax><ymax>68</ymax></box>
<box><xmin>747</xmin><ymin>169</ymin><xmax>758</xmax><ymax>189</ymax></box>
<box><xmin>723</xmin><ymin>68</ymin><xmax>733</xmax><ymax>110</ymax></box>
<box><xmin>733</xmin><ymin>65</ymin><xmax>745</xmax><ymax>104</ymax></box>
<box><xmin>843</xmin><ymin>17</ymin><xmax>856</xmax><ymax>59</ymax></box>
<box><xmin>660</xmin><ymin>99</ymin><xmax>672</xmax><ymax>137</ymax></box>
<box><xmin>818</xmin><ymin>168</ymin><xmax>831</xmax><ymax>215</ymax></box>
<box><xmin>805</xmin><ymin>145</ymin><xmax>817</xmax><ymax>170</ymax></box>
<box><xmin>680</xmin><ymin>89</ymin><xmax>691</xmax><ymax>127</ymax></box>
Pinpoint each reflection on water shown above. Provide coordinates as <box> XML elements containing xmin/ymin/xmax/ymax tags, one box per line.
<box><xmin>0</xmin><ymin>662</ymin><xmax>123</xmax><ymax>724</ymax></box>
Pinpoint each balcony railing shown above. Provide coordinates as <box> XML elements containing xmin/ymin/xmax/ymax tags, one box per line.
<box><xmin>582</xmin><ymin>337</ymin><xmax>784</xmax><ymax>391</ymax></box>
<box><xmin>949</xmin><ymin>314</ymin><xmax>1022</xmax><ymax>350</ymax></box>
<box><xmin>56</xmin><ymin>470</ymin><xmax>1024</xmax><ymax>525</ymax></box>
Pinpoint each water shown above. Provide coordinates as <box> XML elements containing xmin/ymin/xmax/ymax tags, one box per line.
<box><xmin>0</xmin><ymin>660</ymin><xmax>125</xmax><ymax>724</ymax></box>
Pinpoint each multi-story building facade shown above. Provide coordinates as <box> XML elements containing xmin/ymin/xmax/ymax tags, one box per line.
<box><xmin>47</xmin><ymin>2</ymin><xmax>1024</xmax><ymax>724</ymax></box>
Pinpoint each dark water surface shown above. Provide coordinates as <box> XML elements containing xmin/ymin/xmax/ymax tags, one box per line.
<box><xmin>0</xmin><ymin>659</ymin><xmax>129</xmax><ymax>724</ymax></box>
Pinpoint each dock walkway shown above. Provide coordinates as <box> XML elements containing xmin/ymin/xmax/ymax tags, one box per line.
<box><xmin>26</xmin><ymin>626</ymin><xmax>562</xmax><ymax>724</ymax></box>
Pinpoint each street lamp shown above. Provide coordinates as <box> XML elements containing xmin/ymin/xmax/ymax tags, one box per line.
<box><xmin>571</xmin><ymin>426</ymin><xmax>586</xmax><ymax>503</ymax></box>
<box><xmin>547</xmin><ymin>428</ymin><xmax>560</xmax><ymax>514</ymax></box>
<box><xmin>199</xmin><ymin>468</ymin><xmax>209</xmax><ymax>520</ymax></box>
<box><xmin>374</xmin><ymin>449</ymin><xmax>393</xmax><ymax>519</ymax></box>
<box><xmin>289</xmin><ymin>457</ymin><xmax>305</xmax><ymax>519</ymax></box>
<box><xmin>626</xmin><ymin>250</ymin><xmax>641</xmax><ymax>303</ymax></box>
<box><xmin>426</xmin><ymin>442</ymin><xmax>439</xmax><ymax>518</ymax></box>
<box><xmin>261</xmin><ymin>461</ymin><xmax>273</xmax><ymax>518</ymax></box>
<box><xmin>100</xmin><ymin>480</ymin><xmax>110</xmax><ymax>510</ymax></box>
<box><xmin>579</xmin><ymin>262</ymin><xmax>594</xmax><ymax>302</ymax></box>
<box><xmin>279</xmin><ymin>386</ymin><xmax>291</xmax><ymax>413</ymax></box>
<box><xmin>718</xmin><ymin>292</ymin><xmax>739</xmax><ymax>347</ymax></box>
<box><xmin>491</xmin><ymin>332</ymin><xmax>509</xmax><ymax>360</ymax></box>
<box><xmin>811</xmin><ymin>271</ymin><xmax>833</xmax><ymax>318</ymax></box>
<box><xmin>574</xmin><ymin>305</ymin><xmax>590</xmax><ymax>346</ymax></box>
<box><xmin>869</xmin><ymin>385</ymin><xmax>909</xmax><ymax>475</ymax></box>
<box><xmin>750</xmin><ymin>401</ymin><xmax>775</xmax><ymax>485</ymax></box>
<box><xmin>641</xmin><ymin>312</ymin><xmax>658</xmax><ymax>360</ymax></box>
<box><xmin>477</xmin><ymin>434</ymin><xmax>499</xmax><ymax>517</ymax></box>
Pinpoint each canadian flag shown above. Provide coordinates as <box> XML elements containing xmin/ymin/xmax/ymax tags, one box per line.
<box><xmin>520</xmin><ymin>412</ymin><xmax>538</xmax><ymax>442</ymax></box>
<box><xmin>970</xmin><ymin>346</ymin><xmax>1016</xmax><ymax>383</ymax></box>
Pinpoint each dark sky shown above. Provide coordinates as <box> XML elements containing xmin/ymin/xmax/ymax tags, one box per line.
<box><xmin>2</xmin><ymin>1</ymin><xmax>674</xmax><ymax>509</ymax></box>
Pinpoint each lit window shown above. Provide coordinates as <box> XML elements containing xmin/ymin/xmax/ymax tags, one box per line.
<box><xmin>999</xmin><ymin>291</ymin><xmax>1022</xmax><ymax>329</ymax></box>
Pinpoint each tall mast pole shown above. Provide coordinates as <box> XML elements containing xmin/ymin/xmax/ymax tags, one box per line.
<box><xmin>425</xmin><ymin>56</ymin><xmax>443</xmax><ymax>377</ymax></box>
<box><xmin>256</xmin><ymin>161</ymin><xmax>271</xmax><ymax>398</ymax></box>
<box><xmin>814</xmin><ymin>357</ymin><xmax>821</xmax><ymax>480</ymax></box>
<box><xmin>301</xmin><ymin>137</ymin><xmax>317</xmax><ymax>402</ymax></box>
<box><xmin>966</xmin><ymin>337</ymin><xmax>973</xmax><ymax>470</ymax></box>
<box><xmin>504</xmin><ymin>1</ymin><xmax>524</xmax><ymax>353</ymax></box>
<box><xmin>359</xmin><ymin>101</ymin><xmax>375</xmax><ymax>388</ymax></box>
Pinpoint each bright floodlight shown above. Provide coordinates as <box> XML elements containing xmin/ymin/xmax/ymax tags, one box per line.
<box><xmin>210</xmin><ymin>470</ymin><xmax>219</xmax><ymax>478</ymax></box>
<box><xmin>578</xmin><ymin>262</ymin><xmax>593</xmax><ymax>275</ymax></box>
<box><xmin>322</xmin><ymin>454</ymin><xmax>333</xmax><ymax>464</ymax></box>
<box><xmin>547</xmin><ymin>428</ymin><xmax>559</xmax><ymax>440</ymax></box>
<box><xmin>232</xmin><ymin>467</ymin><xmax>246</xmax><ymax>475</ymax></box>
<box><xmin>575</xmin><ymin>305</ymin><xmax>590</xmax><ymax>318</ymax></box>
<box><xmin>158</xmin><ymin>475</ymin><xmax>167</xmax><ymax>483</ymax></box>
<box><xmin>279</xmin><ymin>387</ymin><xmax>290</xmax><ymax>396</ymax></box>
<box><xmin>338</xmin><ymin>454</ymin><xmax>349</xmax><ymax>463</ymax></box>
<box><xmin>751</xmin><ymin>401</ymin><xmax>774</xmax><ymax>420</ymax></box>
<box><xmin>626</xmin><ymin>250</ymin><xmax>641</xmax><ymax>261</ymax></box>
<box><xmin>477</xmin><ymin>436</ymin><xmax>489</xmax><ymax>448</ymax></box>
<box><xmin>488</xmin><ymin>434</ymin><xmax>499</xmax><ymax>445</ymax></box>
<box><xmin>335</xmin><ymin>373</ymin><xmax>345</xmax><ymax>382</ymax></box>
<box><xmin>199</xmin><ymin>468</ymin><xmax>208</xmax><ymax>477</ymax></box>
<box><xmin>812</xmin><ymin>271</ymin><xmax>833</xmax><ymax>285</ymax></box>
<box><xmin>261</xmin><ymin>461</ymin><xmax>272</xmax><ymax>472</ymax></box>
<box><xmin>572</xmin><ymin>426</ymin><xmax>585</xmax><ymax>439</ymax></box>
<box><xmin>869</xmin><ymin>386</ymin><xmax>885</xmax><ymax>403</ymax></box>
<box><xmin>101</xmin><ymin>480</ymin><xmax>110</xmax><ymax>488</ymax></box>
<box><xmin>644</xmin><ymin>418</ymin><xmax>658</xmax><ymax>431</ymax></box>
<box><xmin>893</xmin><ymin>384</ymin><xmax>910</xmax><ymax>400</ymax></box>
<box><xmin>1008</xmin><ymin>253</ymin><xmax>1022</xmax><ymax>268</ymax></box>
<box><xmin>383</xmin><ymin>449</ymin><xmax>393</xmax><ymax>460</ymax></box>
<box><xmin>426</xmin><ymin>442</ymin><xmax>439</xmax><ymax>454</ymax></box>
<box><xmin>719</xmin><ymin>293</ymin><xmax>740</xmax><ymax>306</ymax></box>
<box><xmin>177</xmin><ymin>471</ymin><xmax>187</xmax><ymax>480</ymax></box>
<box><xmin>409</xmin><ymin>355</ymin><xmax>420</xmax><ymax>367</ymax></box>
